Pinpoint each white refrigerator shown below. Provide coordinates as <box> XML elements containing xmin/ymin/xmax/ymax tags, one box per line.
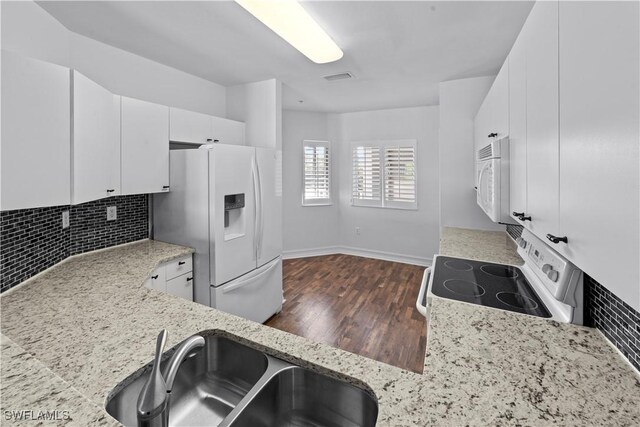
<box><xmin>153</xmin><ymin>144</ymin><xmax>283</xmax><ymax>323</ymax></box>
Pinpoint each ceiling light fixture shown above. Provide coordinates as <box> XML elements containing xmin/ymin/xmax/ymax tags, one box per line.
<box><xmin>235</xmin><ymin>0</ymin><xmax>343</xmax><ymax>64</ymax></box>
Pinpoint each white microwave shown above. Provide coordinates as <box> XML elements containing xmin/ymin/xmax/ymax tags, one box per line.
<box><xmin>476</xmin><ymin>138</ymin><xmax>510</xmax><ymax>223</ymax></box>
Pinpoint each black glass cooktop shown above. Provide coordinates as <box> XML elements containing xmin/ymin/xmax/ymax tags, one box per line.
<box><xmin>431</xmin><ymin>256</ymin><xmax>551</xmax><ymax>318</ymax></box>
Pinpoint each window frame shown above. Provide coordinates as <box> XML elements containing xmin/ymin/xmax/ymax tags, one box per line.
<box><xmin>301</xmin><ymin>139</ymin><xmax>332</xmax><ymax>207</ymax></box>
<box><xmin>350</xmin><ymin>139</ymin><xmax>418</xmax><ymax>210</ymax></box>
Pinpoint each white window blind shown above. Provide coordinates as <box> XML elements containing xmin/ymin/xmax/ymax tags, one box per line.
<box><xmin>302</xmin><ymin>140</ymin><xmax>331</xmax><ymax>205</ymax></box>
<box><xmin>352</xmin><ymin>146</ymin><xmax>381</xmax><ymax>206</ymax></box>
<box><xmin>351</xmin><ymin>140</ymin><xmax>417</xmax><ymax>210</ymax></box>
<box><xmin>384</xmin><ymin>145</ymin><xmax>416</xmax><ymax>207</ymax></box>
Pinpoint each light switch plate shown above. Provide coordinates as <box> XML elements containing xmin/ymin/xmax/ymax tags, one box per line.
<box><xmin>107</xmin><ymin>206</ymin><xmax>117</xmax><ymax>221</ymax></box>
<box><xmin>62</xmin><ymin>211</ymin><xmax>70</xmax><ymax>229</ymax></box>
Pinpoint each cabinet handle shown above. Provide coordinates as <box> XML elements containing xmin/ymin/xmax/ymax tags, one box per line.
<box><xmin>513</xmin><ymin>212</ymin><xmax>531</xmax><ymax>221</ymax></box>
<box><xmin>162</xmin><ymin>185</ymin><xmax>170</xmax><ymax>189</ymax></box>
<box><xmin>546</xmin><ymin>234</ymin><xmax>568</xmax><ymax>244</ymax></box>
<box><xmin>178</xmin><ymin>261</ymin><xmax>186</xmax><ymax>265</ymax></box>
<box><xmin>151</xmin><ymin>275</ymin><xmax>159</xmax><ymax>280</ymax></box>
<box><xmin>488</xmin><ymin>132</ymin><xmax>498</xmax><ymax>138</ymax></box>
<box><xmin>186</xmin><ymin>277</ymin><xmax>193</xmax><ymax>282</ymax></box>
<box><xmin>106</xmin><ymin>189</ymin><xmax>115</xmax><ymax>193</ymax></box>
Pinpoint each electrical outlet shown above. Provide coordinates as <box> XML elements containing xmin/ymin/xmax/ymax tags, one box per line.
<box><xmin>62</xmin><ymin>211</ymin><xmax>70</xmax><ymax>229</ymax></box>
<box><xmin>355</xmin><ymin>227</ymin><xmax>361</xmax><ymax>235</ymax></box>
<box><xmin>107</xmin><ymin>206</ymin><xmax>117</xmax><ymax>221</ymax></box>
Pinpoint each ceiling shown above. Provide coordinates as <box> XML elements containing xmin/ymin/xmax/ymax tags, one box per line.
<box><xmin>38</xmin><ymin>1</ymin><xmax>533</xmax><ymax>113</ymax></box>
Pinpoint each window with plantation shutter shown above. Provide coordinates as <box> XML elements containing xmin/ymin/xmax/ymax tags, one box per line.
<box><xmin>352</xmin><ymin>145</ymin><xmax>381</xmax><ymax>206</ymax></box>
<box><xmin>302</xmin><ymin>140</ymin><xmax>331</xmax><ymax>205</ymax></box>
<box><xmin>351</xmin><ymin>140</ymin><xmax>417</xmax><ymax>210</ymax></box>
<box><xmin>384</xmin><ymin>145</ymin><xmax>416</xmax><ymax>208</ymax></box>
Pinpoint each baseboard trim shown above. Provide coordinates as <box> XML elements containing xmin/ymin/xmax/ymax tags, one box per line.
<box><xmin>282</xmin><ymin>246</ymin><xmax>342</xmax><ymax>260</ymax></box>
<box><xmin>282</xmin><ymin>246</ymin><xmax>431</xmax><ymax>267</ymax></box>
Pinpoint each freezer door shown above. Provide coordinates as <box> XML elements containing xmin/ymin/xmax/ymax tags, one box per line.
<box><xmin>211</xmin><ymin>257</ymin><xmax>283</xmax><ymax>323</ymax></box>
<box><xmin>210</xmin><ymin>145</ymin><xmax>257</xmax><ymax>286</ymax></box>
<box><xmin>255</xmin><ymin>148</ymin><xmax>283</xmax><ymax>267</ymax></box>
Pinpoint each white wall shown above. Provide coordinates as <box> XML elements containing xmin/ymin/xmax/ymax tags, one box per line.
<box><xmin>438</xmin><ymin>77</ymin><xmax>504</xmax><ymax>232</ymax></box>
<box><xmin>282</xmin><ymin>106</ymin><xmax>439</xmax><ymax>265</ymax></box>
<box><xmin>1</xmin><ymin>1</ymin><xmax>226</xmax><ymax>116</ymax></box>
<box><xmin>282</xmin><ymin>111</ymin><xmax>339</xmax><ymax>253</ymax></box>
<box><xmin>227</xmin><ymin>79</ymin><xmax>282</xmax><ymax>149</ymax></box>
<box><xmin>336</xmin><ymin>107</ymin><xmax>440</xmax><ymax>265</ymax></box>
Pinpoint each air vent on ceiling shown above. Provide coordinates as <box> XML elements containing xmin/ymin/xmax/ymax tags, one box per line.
<box><xmin>323</xmin><ymin>72</ymin><xmax>354</xmax><ymax>81</ymax></box>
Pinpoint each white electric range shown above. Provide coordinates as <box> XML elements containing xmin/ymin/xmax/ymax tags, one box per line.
<box><xmin>417</xmin><ymin>229</ymin><xmax>584</xmax><ymax>324</ymax></box>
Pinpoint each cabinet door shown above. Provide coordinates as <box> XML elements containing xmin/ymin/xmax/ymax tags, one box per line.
<box><xmin>508</xmin><ymin>30</ymin><xmax>528</xmax><ymax>221</ymax></box>
<box><xmin>166</xmin><ymin>273</ymin><xmax>193</xmax><ymax>301</ymax></box>
<box><xmin>144</xmin><ymin>267</ymin><xmax>166</xmax><ymax>292</ymax></box>
<box><xmin>169</xmin><ymin>107</ymin><xmax>212</xmax><ymax>144</ymax></box>
<box><xmin>1</xmin><ymin>51</ymin><xmax>71</xmax><ymax>210</ymax></box>
<box><xmin>121</xmin><ymin>97</ymin><xmax>169</xmax><ymax>195</ymax></box>
<box><xmin>489</xmin><ymin>62</ymin><xmax>509</xmax><ymax>142</ymax></box>
<box><xmin>474</xmin><ymin>62</ymin><xmax>509</xmax><ymax>156</ymax></box>
<box><xmin>211</xmin><ymin>116</ymin><xmax>245</xmax><ymax>146</ymax></box>
<box><xmin>525</xmin><ymin>0</ymin><xmax>559</xmax><ymax>239</ymax></box>
<box><xmin>559</xmin><ymin>1</ymin><xmax>640</xmax><ymax>310</ymax></box>
<box><xmin>474</xmin><ymin>99</ymin><xmax>491</xmax><ymax>160</ymax></box>
<box><xmin>72</xmin><ymin>71</ymin><xmax>121</xmax><ymax>204</ymax></box>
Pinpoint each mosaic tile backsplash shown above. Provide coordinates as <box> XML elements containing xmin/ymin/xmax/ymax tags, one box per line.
<box><xmin>505</xmin><ymin>223</ymin><xmax>640</xmax><ymax>371</ymax></box>
<box><xmin>0</xmin><ymin>195</ymin><xmax>148</xmax><ymax>292</ymax></box>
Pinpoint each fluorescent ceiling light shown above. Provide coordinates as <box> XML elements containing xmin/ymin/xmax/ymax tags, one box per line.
<box><xmin>235</xmin><ymin>0</ymin><xmax>343</xmax><ymax>64</ymax></box>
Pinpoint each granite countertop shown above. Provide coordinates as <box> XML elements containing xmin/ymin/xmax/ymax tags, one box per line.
<box><xmin>439</xmin><ymin>226</ymin><xmax>524</xmax><ymax>265</ymax></box>
<box><xmin>1</xmin><ymin>234</ymin><xmax>639</xmax><ymax>426</ymax></box>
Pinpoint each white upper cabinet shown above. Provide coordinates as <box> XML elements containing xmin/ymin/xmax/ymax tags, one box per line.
<box><xmin>169</xmin><ymin>107</ymin><xmax>213</xmax><ymax>144</ymax></box>
<box><xmin>524</xmin><ymin>0</ymin><xmax>559</xmax><ymax>239</ymax></box>
<box><xmin>508</xmin><ymin>30</ymin><xmax>527</xmax><ymax>222</ymax></box>
<box><xmin>121</xmin><ymin>97</ymin><xmax>170</xmax><ymax>195</ymax></box>
<box><xmin>72</xmin><ymin>71</ymin><xmax>121</xmax><ymax>205</ymax></box>
<box><xmin>558</xmin><ymin>1</ymin><xmax>640</xmax><ymax>310</ymax></box>
<box><xmin>211</xmin><ymin>116</ymin><xmax>246</xmax><ymax>146</ymax></box>
<box><xmin>1</xmin><ymin>51</ymin><xmax>71</xmax><ymax>210</ymax></box>
<box><xmin>474</xmin><ymin>61</ymin><xmax>509</xmax><ymax>154</ymax></box>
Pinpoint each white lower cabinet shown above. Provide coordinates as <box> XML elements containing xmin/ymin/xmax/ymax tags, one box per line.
<box><xmin>144</xmin><ymin>255</ymin><xmax>193</xmax><ymax>301</ymax></box>
<box><xmin>166</xmin><ymin>274</ymin><xmax>194</xmax><ymax>301</ymax></box>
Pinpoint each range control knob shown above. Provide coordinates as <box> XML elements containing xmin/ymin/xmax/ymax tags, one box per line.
<box><xmin>515</xmin><ymin>237</ymin><xmax>527</xmax><ymax>249</ymax></box>
<box><xmin>541</xmin><ymin>264</ymin><xmax>553</xmax><ymax>274</ymax></box>
<box><xmin>547</xmin><ymin>269</ymin><xmax>559</xmax><ymax>282</ymax></box>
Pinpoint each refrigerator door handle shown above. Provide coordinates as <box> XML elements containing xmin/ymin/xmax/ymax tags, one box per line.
<box><xmin>251</xmin><ymin>156</ymin><xmax>261</xmax><ymax>261</ymax></box>
<box><xmin>221</xmin><ymin>257</ymin><xmax>279</xmax><ymax>294</ymax></box>
<box><xmin>255</xmin><ymin>156</ymin><xmax>264</xmax><ymax>260</ymax></box>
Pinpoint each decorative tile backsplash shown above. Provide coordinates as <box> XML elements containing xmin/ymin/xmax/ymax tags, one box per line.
<box><xmin>0</xmin><ymin>206</ymin><xmax>71</xmax><ymax>292</ymax></box>
<box><xmin>505</xmin><ymin>223</ymin><xmax>640</xmax><ymax>371</ymax></box>
<box><xmin>0</xmin><ymin>195</ymin><xmax>148</xmax><ymax>293</ymax></box>
<box><xmin>70</xmin><ymin>195</ymin><xmax>148</xmax><ymax>255</ymax></box>
<box><xmin>585</xmin><ymin>275</ymin><xmax>640</xmax><ymax>371</ymax></box>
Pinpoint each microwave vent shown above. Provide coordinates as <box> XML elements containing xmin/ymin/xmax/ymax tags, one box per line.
<box><xmin>478</xmin><ymin>144</ymin><xmax>494</xmax><ymax>160</ymax></box>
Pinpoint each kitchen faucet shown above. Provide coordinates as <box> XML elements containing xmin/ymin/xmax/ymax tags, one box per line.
<box><xmin>136</xmin><ymin>330</ymin><xmax>205</xmax><ymax>427</ymax></box>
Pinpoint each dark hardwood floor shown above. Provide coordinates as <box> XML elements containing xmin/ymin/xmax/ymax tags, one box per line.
<box><xmin>265</xmin><ymin>254</ymin><xmax>428</xmax><ymax>373</ymax></box>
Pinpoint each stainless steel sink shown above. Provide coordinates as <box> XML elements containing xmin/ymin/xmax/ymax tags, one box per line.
<box><xmin>106</xmin><ymin>335</ymin><xmax>269</xmax><ymax>426</ymax></box>
<box><xmin>226</xmin><ymin>366</ymin><xmax>378</xmax><ymax>427</ymax></box>
<box><xmin>106</xmin><ymin>332</ymin><xmax>378</xmax><ymax>427</ymax></box>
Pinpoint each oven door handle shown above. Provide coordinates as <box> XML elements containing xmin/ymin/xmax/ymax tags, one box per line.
<box><xmin>416</xmin><ymin>267</ymin><xmax>432</xmax><ymax>318</ymax></box>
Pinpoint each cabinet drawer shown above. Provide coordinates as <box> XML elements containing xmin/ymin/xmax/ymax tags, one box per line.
<box><xmin>166</xmin><ymin>273</ymin><xmax>193</xmax><ymax>301</ymax></box>
<box><xmin>144</xmin><ymin>267</ymin><xmax>166</xmax><ymax>292</ymax></box>
<box><xmin>165</xmin><ymin>256</ymin><xmax>192</xmax><ymax>280</ymax></box>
